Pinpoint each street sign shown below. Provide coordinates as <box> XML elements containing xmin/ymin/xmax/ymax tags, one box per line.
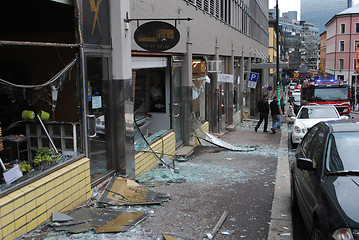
<box><xmin>218</xmin><ymin>74</ymin><xmax>234</xmax><ymax>83</ymax></box>
<box><xmin>267</xmin><ymin>86</ymin><xmax>273</xmax><ymax>91</ymax></box>
<box><xmin>248</xmin><ymin>72</ymin><xmax>259</xmax><ymax>89</ymax></box>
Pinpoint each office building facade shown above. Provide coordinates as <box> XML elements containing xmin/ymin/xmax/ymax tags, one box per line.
<box><xmin>301</xmin><ymin>0</ymin><xmax>353</xmax><ymax>35</ymax></box>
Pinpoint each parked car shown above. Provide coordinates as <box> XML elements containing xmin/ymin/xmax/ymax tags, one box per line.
<box><xmin>291</xmin><ymin>105</ymin><xmax>347</xmax><ymax>147</ymax></box>
<box><xmin>289</xmin><ymin>91</ymin><xmax>301</xmax><ymax>114</ymax></box>
<box><xmin>291</xmin><ymin>119</ymin><xmax>359</xmax><ymax>240</ymax></box>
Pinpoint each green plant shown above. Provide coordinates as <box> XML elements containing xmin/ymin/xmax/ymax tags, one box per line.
<box><xmin>19</xmin><ymin>161</ymin><xmax>32</xmax><ymax>173</ymax></box>
<box><xmin>33</xmin><ymin>147</ymin><xmax>55</xmax><ymax>167</ymax></box>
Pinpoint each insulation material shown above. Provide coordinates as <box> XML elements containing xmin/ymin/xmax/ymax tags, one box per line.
<box><xmin>99</xmin><ymin>176</ymin><xmax>169</xmax><ymax>206</ymax></box>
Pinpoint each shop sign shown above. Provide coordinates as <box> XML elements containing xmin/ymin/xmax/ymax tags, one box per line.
<box><xmin>218</xmin><ymin>74</ymin><xmax>234</xmax><ymax>83</ymax></box>
<box><xmin>134</xmin><ymin>21</ymin><xmax>180</xmax><ymax>52</ymax></box>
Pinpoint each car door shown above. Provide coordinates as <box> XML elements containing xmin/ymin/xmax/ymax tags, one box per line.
<box><xmin>295</xmin><ymin>125</ymin><xmax>326</xmax><ymax>227</ymax></box>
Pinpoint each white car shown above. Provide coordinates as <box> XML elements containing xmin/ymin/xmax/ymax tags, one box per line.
<box><xmin>291</xmin><ymin>105</ymin><xmax>347</xmax><ymax>147</ymax></box>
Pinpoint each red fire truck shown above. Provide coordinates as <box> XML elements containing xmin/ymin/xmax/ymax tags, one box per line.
<box><xmin>301</xmin><ymin>79</ymin><xmax>350</xmax><ymax>115</ymax></box>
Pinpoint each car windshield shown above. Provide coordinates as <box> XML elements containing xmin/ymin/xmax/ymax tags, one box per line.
<box><xmin>293</xmin><ymin>94</ymin><xmax>301</xmax><ymax>102</ymax></box>
<box><xmin>313</xmin><ymin>87</ymin><xmax>348</xmax><ymax>101</ymax></box>
<box><xmin>326</xmin><ymin>133</ymin><xmax>359</xmax><ymax>172</ymax></box>
<box><xmin>297</xmin><ymin>107</ymin><xmax>338</xmax><ymax>119</ymax></box>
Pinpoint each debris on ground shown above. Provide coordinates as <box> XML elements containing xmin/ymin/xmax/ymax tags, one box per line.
<box><xmin>162</xmin><ymin>233</ymin><xmax>194</xmax><ymax>240</ymax></box>
<box><xmin>98</xmin><ymin>176</ymin><xmax>169</xmax><ymax>206</ymax></box>
<box><xmin>50</xmin><ymin>208</ymin><xmax>147</xmax><ymax>234</ymax></box>
<box><xmin>205</xmin><ymin>211</ymin><xmax>228</xmax><ymax>239</ymax></box>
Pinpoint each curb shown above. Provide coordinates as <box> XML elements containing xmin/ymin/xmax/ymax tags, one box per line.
<box><xmin>267</xmin><ymin>123</ymin><xmax>293</xmax><ymax>239</ymax></box>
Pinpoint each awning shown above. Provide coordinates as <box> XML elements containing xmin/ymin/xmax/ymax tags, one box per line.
<box><xmin>132</xmin><ymin>56</ymin><xmax>168</xmax><ymax>69</ymax></box>
<box><xmin>251</xmin><ymin>61</ymin><xmax>289</xmax><ymax>69</ymax></box>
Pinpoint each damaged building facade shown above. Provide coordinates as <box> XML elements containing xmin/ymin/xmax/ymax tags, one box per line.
<box><xmin>0</xmin><ymin>0</ymin><xmax>269</xmax><ymax>239</ymax></box>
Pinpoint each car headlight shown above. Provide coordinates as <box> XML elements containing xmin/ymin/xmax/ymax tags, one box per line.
<box><xmin>343</xmin><ymin>108</ymin><xmax>349</xmax><ymax>112</ymax></box>
<box><xmin>96</xmin><ymin>118</ymin><xmax>101</xmax><ymax>125</ymax></box>
<box><xmin>332</xmin><ymin>228</ymin><xmax>354</xmax><ymax>240</ymax></box>
<box><xmin>294</xmin><ymin>126</ymin><xmax>302</xmax><ymax>134</ymax></box>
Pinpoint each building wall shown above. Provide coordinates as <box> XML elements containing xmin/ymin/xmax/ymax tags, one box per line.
<box><xmin>0</xmin><ymin>158</ymin><xmax>91</xmax><ymax>240</ymax></box>
<box><xmin>301</xmin><ymin>0</ymin><xmax>351</xmax><ymax>35</ymax></box>
<box><xmin>326</xmin><ymin>14</ymin><xmax>359</xmax><ymax>84</ymax></box>
<box><xmin>320</xmin><ymin>32</ymin><xmax>327</xmax><ymax>71</ymax></box>
<box><xmin>268</xmin><ymin>26</ymin><xmax>277</xmax><ymax>75</ymax></box>
<box><xmin>130</xmin><ymin>0</ymin><xmax>269</xmax><ymax>58</ymax></box>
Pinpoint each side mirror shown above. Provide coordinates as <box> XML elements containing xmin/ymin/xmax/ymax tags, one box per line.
<box><xmin>296</xmin><ymin>157</ymin><xmax>315</xmax><ymax>171</ymax></box>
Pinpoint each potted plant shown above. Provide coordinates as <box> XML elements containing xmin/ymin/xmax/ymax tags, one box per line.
<box><xmin>33</xmin><ymin>147</ymin><xmax>55</xmax><ymax>167</ymax></box>
<box><xmin>19</xmin><ymin>161</ymin><xmax>32</xmax><ymax>173</ymax></box>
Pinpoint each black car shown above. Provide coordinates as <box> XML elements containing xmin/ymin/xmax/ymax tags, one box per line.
<box><xmin>291</xmin><ymin>119</ymin><xmax>359</xmax><ymax>240</ymax></box>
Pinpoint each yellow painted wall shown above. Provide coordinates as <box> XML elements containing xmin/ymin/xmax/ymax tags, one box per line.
<box><xmin>0</xmin><ymin>158</ymin><xmax>91</xmax><ymax>240</ymax></box>
<box><xmin>268</xmin><ymin>26</ymin><xmax>277</xmax><ymax>75</ymax></box>
<box><xmin>135</xmin><ymin>131</ymin><xmax>176</xmax><ymax>177</ymax></box>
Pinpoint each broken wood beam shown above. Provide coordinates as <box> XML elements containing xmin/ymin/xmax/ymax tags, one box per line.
<box><xmin>207</xmin><ymin>210</ymin><xmax>228</xmax><ymax>239</ymax></box>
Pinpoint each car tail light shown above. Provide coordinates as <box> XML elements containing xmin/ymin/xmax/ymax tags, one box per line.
<box><xmin>332</xmin><ymin>228</ymin><xmax>354</xmax><ymax>240</ymax></box>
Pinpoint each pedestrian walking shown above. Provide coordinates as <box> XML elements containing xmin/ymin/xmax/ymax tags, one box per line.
<box><xmin>270</xmin><ymin>95</ymin><xmax>282</xmax><ymax>133</ymax></box>
<box><xmin>350</xmin><ymin>89</ymin><xmax>355</xmax><ymax>111</ymax></box>
<box><xmin>255</xmin><ymin>95</ymin><xmax>269</xmax><ymax>132</ymax></box>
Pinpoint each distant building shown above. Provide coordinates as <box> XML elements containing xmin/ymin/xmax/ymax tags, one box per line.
<box><xmin>270</xmin><ymin>11</ymin><xmax>319</xmax><ymax>74</ymax></box>
<box><xmin>325</xmin><ymin>3</ymin><xmax>359</xmax><ymax>87</ymax></box>
<box><xmin>282</xmin><ymin>11</ymin><xmax>297</xmax><ymax>21</ymax></box>
<box><xmin>320</xmin><ymin>31</ymin><xmax>327</xmax><ymax>73</ymax></box>
<box><xmin>301</xmin><ymin>0</ymin><xmax>353</xmax><ymax>35</ymax></box>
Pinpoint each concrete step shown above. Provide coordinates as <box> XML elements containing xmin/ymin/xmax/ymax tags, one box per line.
<box><xmin>175</xmin><ymin>146</ymin><xmax>194</xmax><ymax>157</ymax></box>
<box><xmin>226</xmin><ymin>125</ymin><xmax>236</xmax><ymax>131</ymax></box>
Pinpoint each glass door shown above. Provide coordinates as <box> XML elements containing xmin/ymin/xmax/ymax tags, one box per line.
<box><xmin>85</xmin><ymin>56</ymin><xmax>112</xmax><ymax>181</ymax></box>
<box><xmin>172</xmin><ymin>66</ymin><xmax>183</xmax><ymax>146</ymax></box>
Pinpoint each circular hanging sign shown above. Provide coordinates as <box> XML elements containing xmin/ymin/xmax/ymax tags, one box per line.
<box><xmin>267</xmin><ymin>86</ymin><xmax>273</xmax><ymax>91</ymax></box>
<box><xmin>134</xmin><ymin>21</ymin><xmax>180</xmax><ymax>52</ymax></box>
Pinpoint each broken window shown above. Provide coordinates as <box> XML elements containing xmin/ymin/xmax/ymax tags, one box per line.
<box><xmin>0</xmin><ymin>0</ymin><xmax>82</xmax><ymax>190</ymax></box>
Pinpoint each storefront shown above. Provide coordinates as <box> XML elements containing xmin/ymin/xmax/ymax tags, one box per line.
<box><xmin>131</xmin><ymin>54</ymin><xmax>184</xmax><ymax>147</ymax></box>
<box><xmin>0</xmin><ymin>1</ymin><xmax>117</xmax><ymax>238</ymax></box>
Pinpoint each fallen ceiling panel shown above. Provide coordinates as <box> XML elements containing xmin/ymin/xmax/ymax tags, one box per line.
<box><xmin>195</xmin><ymin>132</ymin><xmax>256</xmax><ymax>152</ymax></box>
<box><xmin>99</xmin><ymin>176</ymin><xmax>169</xmax><ymax>206</ymax></box>
<box><xmin>52</xmin><ymin>208</ymin><xmax>147</xmax><ymax>234</ymax></box>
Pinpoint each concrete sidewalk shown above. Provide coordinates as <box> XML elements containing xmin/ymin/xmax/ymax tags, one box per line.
<box><xmin>267</xmin><ymin>123</ymin><xmax>293</xmax><ymax>240</ymax></box>
<box><xmin>20</xmin><ymin>120</ymin><xmax>293</xmax><ymax>240</ymax></box>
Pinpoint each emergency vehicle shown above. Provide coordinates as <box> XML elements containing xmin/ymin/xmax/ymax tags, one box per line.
<box><xmin>301</xmin><ymin>79</ymin><xmax>350</xmax><ymax>115</ymax></box>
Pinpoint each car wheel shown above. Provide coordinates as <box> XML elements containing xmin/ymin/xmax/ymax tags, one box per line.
<box><xmin>310</xmin><ymin>222</ymin><xmax>324</xmax><ymax>240</ymax></box>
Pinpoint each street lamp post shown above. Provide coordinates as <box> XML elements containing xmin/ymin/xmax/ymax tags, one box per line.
<box><xmin>276</xmin><ymin>0</ymin><xmax>280</xmax><ymax>99</ymax></box>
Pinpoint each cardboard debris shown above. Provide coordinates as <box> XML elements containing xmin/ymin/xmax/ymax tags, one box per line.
<box><xmin>163</xmin><ymin>233</ymin><xmax>194</xmax><ymax>240</ymax></box>
<box><xmin>52</xmin><ymin>208</ymin><xmax>147</xmax><ymax>234</ymax></box>
<box><xmin>99</xmin><ymin>176</ymin><xmax>169</xmax><ymax>206</ymax></box>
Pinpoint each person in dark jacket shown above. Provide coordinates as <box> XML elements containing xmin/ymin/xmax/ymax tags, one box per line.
<box><xmin>255</xmin><ymin>95</ymin><xmax>269</xmax><ymax>132</ymax></box>
<box><xmin>270</xmin><ymin>95</ymin><xmax>282</xmax><ymax>133</ymax></box>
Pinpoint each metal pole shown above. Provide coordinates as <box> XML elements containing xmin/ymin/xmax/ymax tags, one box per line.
<box><xmin>37</xmin><ymin>115</ymin><xmax>59</xmax><ymax>153</ymax></box>
<box><xmin>276</xmin><ymin>0</ymin><xmax>280</xmax><ymax>99</ymax></box>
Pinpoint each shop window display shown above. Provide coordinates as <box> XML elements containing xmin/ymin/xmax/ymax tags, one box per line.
<box><xmin>0</xmin><ymin>56</ymin><xmax>83</xmax><ymax>190</ymax></box>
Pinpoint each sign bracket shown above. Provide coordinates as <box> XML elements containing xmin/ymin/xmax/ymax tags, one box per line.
<box><xmin>124</xmin><ymin>16</ymin><xmax>193</xmax><ymax>28</ymax></box>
